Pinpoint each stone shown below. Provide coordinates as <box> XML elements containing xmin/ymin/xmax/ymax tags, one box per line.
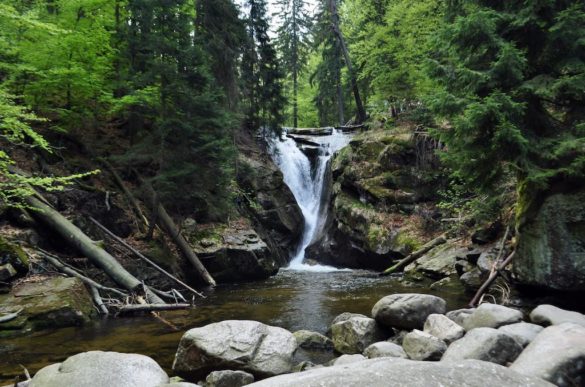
<box><xmin>445</xmin><ymin>308</ymin><xmax>475</xmax><ymax>327</ymax></box>
<box><xmin>514</xmin><ymin>189</ymin><xmax>585</xmax><ymax>291</ymax></box>
<box><xmin>423</xmin><ymin>314</ymin><xmax>465</xmax><ymax>344</ymax></box>
<box><xmin>460</xmin><ymin>269</ymin><xmax>483</xmax><ymax>290</ymax></box>
<box><xmin>371</xmin><ymin>293</ymin><xmax>447</xmax><ymax>330</ymax></box>
<box><xmin>0</xmin><ymin>276</ymin><xmax>95</xmax><ymax>334</ymax></box>
<box><xmin>331</xmin><ymin>315</ymin><xmax>387</xmax><ymax>354</ymax></box>
<box><xmin>402</xmin><ymin>329</ymin><xmax>447</xmax><ymax>361</ymax></box>
<box><xmin>510</xmin><ymin>323</ymin><xmax>585</xmax><ymax>387</ymax></box>
<box><xmin>331</xmin><ymin>312</ymin><xmax>365</xmax><ymax>326</ymax></box>
<box><xmin>387</xmin><ymin>330</ymin><xmax>408</xmax><ymax>346</ymax></box>
<box><xmin>29</xmin><ymin>351</ymin><xmax>169</xmax><ymax>387</ymax></box>
<box><xmin>454</xmin><ymin>259</ymin><xmax>474</xmax><ymax>276</ymax></box>
<box><xmin>159</xmin><ymin>384</ymin><xmax>201</xmax><ymax>387</ymax></box>
<box><xmin>245</xmin><ymin>358</ymin><xmax>554</xmax><ymax>387</ymax></box>
<box><xmin>529</xmin><ymin>304</ymin><xmax>585</xmax><ymax>327</ymax></box>
<box><xmin>205</xmin><ymin>370</ymin><xmax>254</xmax><ymax>387</ymax></box>
<box><xmin>363</xmin><ymin>341</ymin><xmax>407</xmax><ymax>359</ymax></box>
<box><xmin>172</xmin><ymin>320</ymin><xmax>297</xmax><ymax>380</ymax></box>
<box><xmin>462</xmin><ymin>303</ymin><xmax>523</xmax><ymax>330</ymax></box>
<box><xmin>404</xmin><ymin>244</ymin><xmax>466</xmax><ymax>279</ymax></box>
<box><xmin>195</xmin><ymin>229</ymin><xmax>278</xmax><ymax>283</ymax></box>
<box><xmin>476</xmin><ymin>250</ymin><xmax>497</xmax><ymax>274</ymax></box>
<box><xmin>293</xmin><ymin>330</ymin><xmax>334</xmax><ymax>350</ymax></box>
<box><xmin>441</xmin><ymin>327</ymin><xmax>523</xmax><ymax>365</ymax></box>
<box><xmin>328</xmin><ymin>354</ymin><xmax>366</xmax><ymax>366</ymax></box>
<box><xmin>0</xmin><ymin>263</ymin><xmax>17</xmax><ymax>281</ymax></box>
<box><xmin>498</xmin><ymin>322</ymin><xmax>543</xmax><ymax>347</ymax></box>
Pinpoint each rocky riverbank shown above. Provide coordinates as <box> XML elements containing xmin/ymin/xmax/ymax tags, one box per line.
<box><xmin>13</xmin><ymin>294</ymin><xmax>584</xmax><ymax>387</ymax></box>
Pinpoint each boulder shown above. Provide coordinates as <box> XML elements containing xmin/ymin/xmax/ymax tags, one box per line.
<box><xmin>0</xmin><ymin>276</ymin><xmax>95</xmax><ymax>335</ymax></box>
<box><xmin>205</xmin><ymin>370</ymin><xmax>254</xmax><ymax>387</ymax></box>
<box><xmin>173</xmin><ymin>320</ymin><xmax>297</xmax><ymax>380</ymax></box>
<box><xmin>245</xmin><ymin>358</ymin><xmax>554</xmax><ymax>387</ymax></box>
<box><xmin>514</xmin><ymin>189</ymin><xmax>585</xmax><ymax>291</ymax></box>
<box><xmin>328</xmin><ymin>354</ymin><xmax>366</xmax><ymax>366</ymax></box>
<box><xmin>510</xmin><ymin>323</ymin><xmax>585</xmax><ymax>387</ymax></box>
<box><xmin>194</xmin><ymin>229</ymin><xmax>278</xmax><ymax>282</ymax></box>
<box><xmin>293</xmin><ymin>330</ymin><xmax>334</xmax><ymax>350</ymax></box>
<box><xmin>498</xmin><ymin>322</ymin><xmax>543</xmax><ymax>347</ymax></box>
<box><xmin>402</xmin><ymin>330</ymin><xmax>447</xmax><ymax>361</ymax></box>
<box><xmin>331</xmin><ymin>315</ymin><xmax>387</xmax><ymax>354</ymax></box>
<box><xmin>529</xmin><ymin>304</ymin><xmax>585</xmax><ymax>327</ymax></box>
<box><xmin>363</xmin><ymin>342</ymin><xmax>407</xmax><ymax>359</ymax></box>
<box><xmin>372</xmin><ymin>293</ymin><xmax>447</xmax><ymax>330</ymax></box>
<box><xmin>460</xmin><ymin>269</ymin><xmax>483</xmax><ymax>290</ymax></box>
<box><xmin>423</xmin><ymin>314</ymin><xmax>465</xmax><ymax>344</ymax></box>
<box><xmin>441</xmin><ymin>327</ymin><xmax>523</xmax><ymax>365</ymax></box>
<box><xmin>462</xmin><ymin>303</ymin><xmax>523</xmax><ymax>331</ymax></box>
<box><xmin>331</xmin><ymin>312</ymin><xmax>364</xmax><ymax>326</ymax></box>
<box><xmin>404</xmin><ymin>244</ymin><xmax>466</xmax><ymax>279</ymax></box>
<box><xmin>445</xmin><ymin>308</ymin><xmax>475</xmax><ymax>327</ymax></box>
<box><xmin>29</xmin><ymin>351</ymin><xmax>169</xmax><ymax>387</ymax></box>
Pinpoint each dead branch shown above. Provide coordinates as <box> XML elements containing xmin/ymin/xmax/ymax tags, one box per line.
<box><xmin>469</xmin><ymin>251</ymin><xmax>516</xmax><ymax>307</ymax></box>
<box><xmin>89</xmin><ymin>286</ymin><xmax>109</xmax><ymax>315</ymax></box>
<box><xmin>0</xmin><ymin>308</ymin><xmax>23</xmax><ymax>323</ymax></box>
<box><xmin>115</xmin><ymin>303</ymin><xmax>191</xmax><ymax>314</ymax></box>
<box><xmin>380</xmin><ymin>235</ymin><xmax>447</xmax><ymax>276</ymax></box>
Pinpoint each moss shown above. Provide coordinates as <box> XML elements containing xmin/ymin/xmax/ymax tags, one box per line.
<box><xmin>0</xmin><ymin>236</ymin><xmax>28</xmax><ymax>273</ymax></box>
<box><xmin>393</xmin><ymin>229</ymin><xmax>424</xmax><ymax>253</ymax></box>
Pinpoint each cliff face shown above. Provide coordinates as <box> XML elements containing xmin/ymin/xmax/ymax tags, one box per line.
<box><xmin>307</xmin><ymin>128</ymin><xmax>444</xmax><ymax>270</ymax></box>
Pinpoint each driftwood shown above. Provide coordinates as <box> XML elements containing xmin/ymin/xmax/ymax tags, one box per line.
<box><xmin>25</xmin><ymin>196</ymin><xmax>164</xmax><ymax>304</ymax></box>
<box><xmin>469</xmin><ymin>251</ymin><xmax>516</xmax><ymax>307</ymax></box>
<box><xmin>39</xmin><ymin>250</ymin><xmax>128</xmax><ymax>297</ymax></box>
<box><xmin>89</xmin><ymin>286</ymin><xmax>109</xmax><ymax>315</ymax></box>
<box><xmin>286</xmin><ymin>134</ymin><xmax>320</xmax><ymax>147</ymax></box>
<box><xmin>336</xmin><ymin>124</ymin><xmax>365</xmax><ymax>132</ymax></box>
<box><xmin>142</xmin><ymin>182</ymin><xmax>216</xmax><ymax>286</ymax></box>
<box><xmin>0</xmin><ymin>308</ymin><xmax>23</xmax><ymax>323</ymax></box>
<box><xmin>380</xmin><ymin>235</ymin><xmax>447</xmax><ymax>276</ymax></box>
<box><xmin>115</xmin><ymin>303</ymin><xmax>190</xmax><ymax>314</ymax></box>
<box><xmin>89</xmin><ymin>217</ymin><xmax>204</xmax><ymax>298</ymax></box>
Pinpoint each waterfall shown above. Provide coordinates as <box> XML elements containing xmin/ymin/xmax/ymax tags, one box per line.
<box><xmin>269</xmin><ymin>128</ymin><xmax>351</xmax><ymax>272</ymax></box>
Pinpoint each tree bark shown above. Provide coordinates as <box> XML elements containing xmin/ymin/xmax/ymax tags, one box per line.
<box><xmin>116</xmin><ymin>303</ymin><xmax>190</xmax><ymax>314</ymax></box>
<box><xmin>380</xmin><ymin>235</ymin><xmax>447</xmax><ymax>276</ymax></box>
<box><xmin>328</xmin><ymin>0</ymin><xmax>366</xmax><ymax>123</ymax></box>
<box><xmin>142</xmin><ymin>183</ymin><xmax>216</xmax><ymax>286</ymax></box>
<box><xmin>25</xmin><ymin>196</ymin><xmax>164</xmax><ymax>303</ymax></box>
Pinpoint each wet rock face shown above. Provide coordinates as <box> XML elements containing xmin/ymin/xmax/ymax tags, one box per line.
<box><xmin>29</xmin><ymin>351</ymin><xmax>169</xmax><ymax>387</ymax></box>
<box><xmin>514</xmin><ymin>189</ymin><xmax>585</xmax><ymax>291</ymax></box>
<box><xmin>0</xmin><ymin>276</ymin><xmax>95</xmax><ymax>336</ymax></box>
<box><xmin>236</xmin><ymin>150</ymin><xmax>303</xmax><ymax>265</ymax></box>
<box><xmin>305</xmin><ymin>129</ymin><xmax>444</xmax><ymax>270</ymax></box>
<box><xmin>173</xmin><ymin>320</ymin><xmax>297</xmax><ymax>381</ymax></box>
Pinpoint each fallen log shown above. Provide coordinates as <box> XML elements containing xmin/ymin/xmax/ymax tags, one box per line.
<box><xmin>380</xmin><ymin>235</ymin><xmax>447</xmax><ymax>276</ymax></box>
<box><xmin>142</xmin><ymin>182</ymin><xmax>216</xmax><ymax>287</ymax></box>
<box><xmin>286</xmin><ymin>127</ymin><xmax>334</xmax><ymax>136</ymax></box>
<box><xmin>89</xmin><ymin>217</ymin><xmax>204</xmax><ymax>298</ymax></box>
<box><xmin>335</xmin><ymin>124</ymin><xmax>365</xmax><ymax>132</ymax></box>
<box><xmin>115</xmin><ymin>303</ymin><xmax>191</xmax><ymax>314</ymax></box>
<box><xmin>25</xmin><ymin>196</ymin><xmax>164</xmax><ymax>304</ymax></box>
<box><xmin>286</xmin><ymin>134</ymin><xmax>321</xmax><ymax>147</ymax></box>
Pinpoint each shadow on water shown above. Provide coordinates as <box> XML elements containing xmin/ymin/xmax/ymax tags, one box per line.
<box><xmin>0</xmin><ymin>270</ymin><xmax>469</xmax><ymax>383</ymax></box>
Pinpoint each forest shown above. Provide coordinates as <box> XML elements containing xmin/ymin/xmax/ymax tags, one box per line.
<box><xmin>0</xmin><ymin>0</ymin><xmax>584</xmax><ymax>386</ymax></box>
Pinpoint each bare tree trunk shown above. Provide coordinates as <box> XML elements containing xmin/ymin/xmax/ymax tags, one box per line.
<box><xmin>328</xmin><ymin>0</ymin><xmax>366</xmax><ymax>123</ymax></box>
<box><xmin>25</xmin><ymin>196</ymin><xmax>165</xmax><ymax>304</ymax></box>
<box><xmin>142</xmin><ymin>183</ymin><xmax>216</xmax><ymax>287</ymax></box>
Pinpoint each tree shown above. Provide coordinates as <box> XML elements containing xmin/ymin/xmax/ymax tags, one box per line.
<box><xmin>242</xmin><ymin>0</ymin><xmax>285</xmax><ymax>132</ymax></box>
<box><xmin>275</xmin><ymin>0</ymin><xmax>312</xmax><ymax>128</ymax></box>
<box><xmin>428</xmin><ymin>1</ymin><xmax>585</xmax><ymax>200</ymax></box>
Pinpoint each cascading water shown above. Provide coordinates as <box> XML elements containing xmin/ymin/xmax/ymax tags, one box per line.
<box><xmin>269</xmin><ymin>128</ymin><xmax>352</xmax><ymax>271</ymax></box>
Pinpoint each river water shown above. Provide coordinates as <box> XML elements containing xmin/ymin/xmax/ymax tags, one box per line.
<box><xmin>0</xmin><ymin>271</ymin><xmax>469</xmax><ymax>382</ymax></box>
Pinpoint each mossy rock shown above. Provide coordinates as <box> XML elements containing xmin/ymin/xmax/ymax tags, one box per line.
<box><xmin>0</xmin><ymin>236</ymin><xmax>29</xmax><ymax>274</ymax></box>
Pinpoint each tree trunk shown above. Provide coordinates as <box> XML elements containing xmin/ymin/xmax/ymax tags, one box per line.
<box><xmin>142</xmin><ymin>183</ymin><xmax>216</xmax><ymax>286</ymax></box>
<box><xmin>25</xmin><ymin>196</ymin><xmax>164</xmax><ymax>304</ymax></box>
<box><xmin>328</xmin><ymin>0</ymin><xmax>366</xmax><ymax>123</ymax></box>
<box><xmin>335</xmin><ymin>54</ymin><xmax>345</xmax><ymax>126</ymax></box>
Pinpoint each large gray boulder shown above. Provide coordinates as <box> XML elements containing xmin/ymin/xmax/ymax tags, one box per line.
<box><xmin>511</xmin><ymin>323</ymin><xmax>585</xmax><ymax>387</ymax></box>
<box><xmin>498</xmin><ymin>322</ymin><xmax>543</xmax><ymax>348</ymax></box>
<box><xmin>245</xmin><ymin>358</ymin><xmax>554</xmax><ymax>387</ymax></box>
<box><xmin>441</xmin><ymin>327</ymin><xmax>523</xmax><ymax>365</ymax></box>
<box><xmin>462</xmin><ymin>303</ymin><xmax>523</xmax><ymax>331</ymax></box>
<box><xmin>205</xmin><ymin>370</ymin><xmax>254</xmax><ymax>387</ymax></box>
<box><xmin>293</xmin><ymin>330</ymin><xmax>333</xmax><ymax>350</ymax></box>
<box><xmin>402</xmin><ymin>330</ymin><xmax>447</xmax><ymax>361</ymax></box>
<box><xmin>529</xmin><ymin>304</ymin><xmax>585</xmax><ymax>327</ymax></box>
<box><xmin>372</xmin><ymin>293</ymin><xmax>447</xmax><ymax>330</ymax></box>
<box><xmin>331</xmin><ymin>314</ymin><xmax>387</xmax><ymax>354</ymax></box>
<box><xmin>514</xmin><ymin>189</ymin><xmax>585</xmax><ymax>291</ymax></box>
<box><xmin>445</xmin><ymin>308</ymin><xmax>475</xmax><ymax>327</ymax></box>
<box><xmin>30</xmin><ymin>351</ymin><xmax>169</xmax><ymax>387</ymax></box>
<box><xmin>173</xmin><ymin>321</ymin><xmax>297</xmax><ymax>380</ymax></box>
<box><xmin>424</xmin><ymin>314</ymin><xmax>465</xmax><ymax>344</ymax></box>
<box><xmin>363</xmin><ymin>341</ymin><xmax>407</xmax><ymax>359</ymax></box>
<box><xmin>328</xmin><ymin>354</ymin><xmax>367</xmax><ymax>366</ymax></box>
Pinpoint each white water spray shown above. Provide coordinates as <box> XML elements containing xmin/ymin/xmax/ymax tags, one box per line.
<box><xmin>269</xmin><ymin>129</ymin><xmax>351</xmax><ymax>272</ymax></box>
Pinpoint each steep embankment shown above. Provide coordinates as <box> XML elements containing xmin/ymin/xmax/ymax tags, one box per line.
<box><xmin>307</xmin><ymin>125</ymin><xmax>444</xmax><ymax>271</ymax></box>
